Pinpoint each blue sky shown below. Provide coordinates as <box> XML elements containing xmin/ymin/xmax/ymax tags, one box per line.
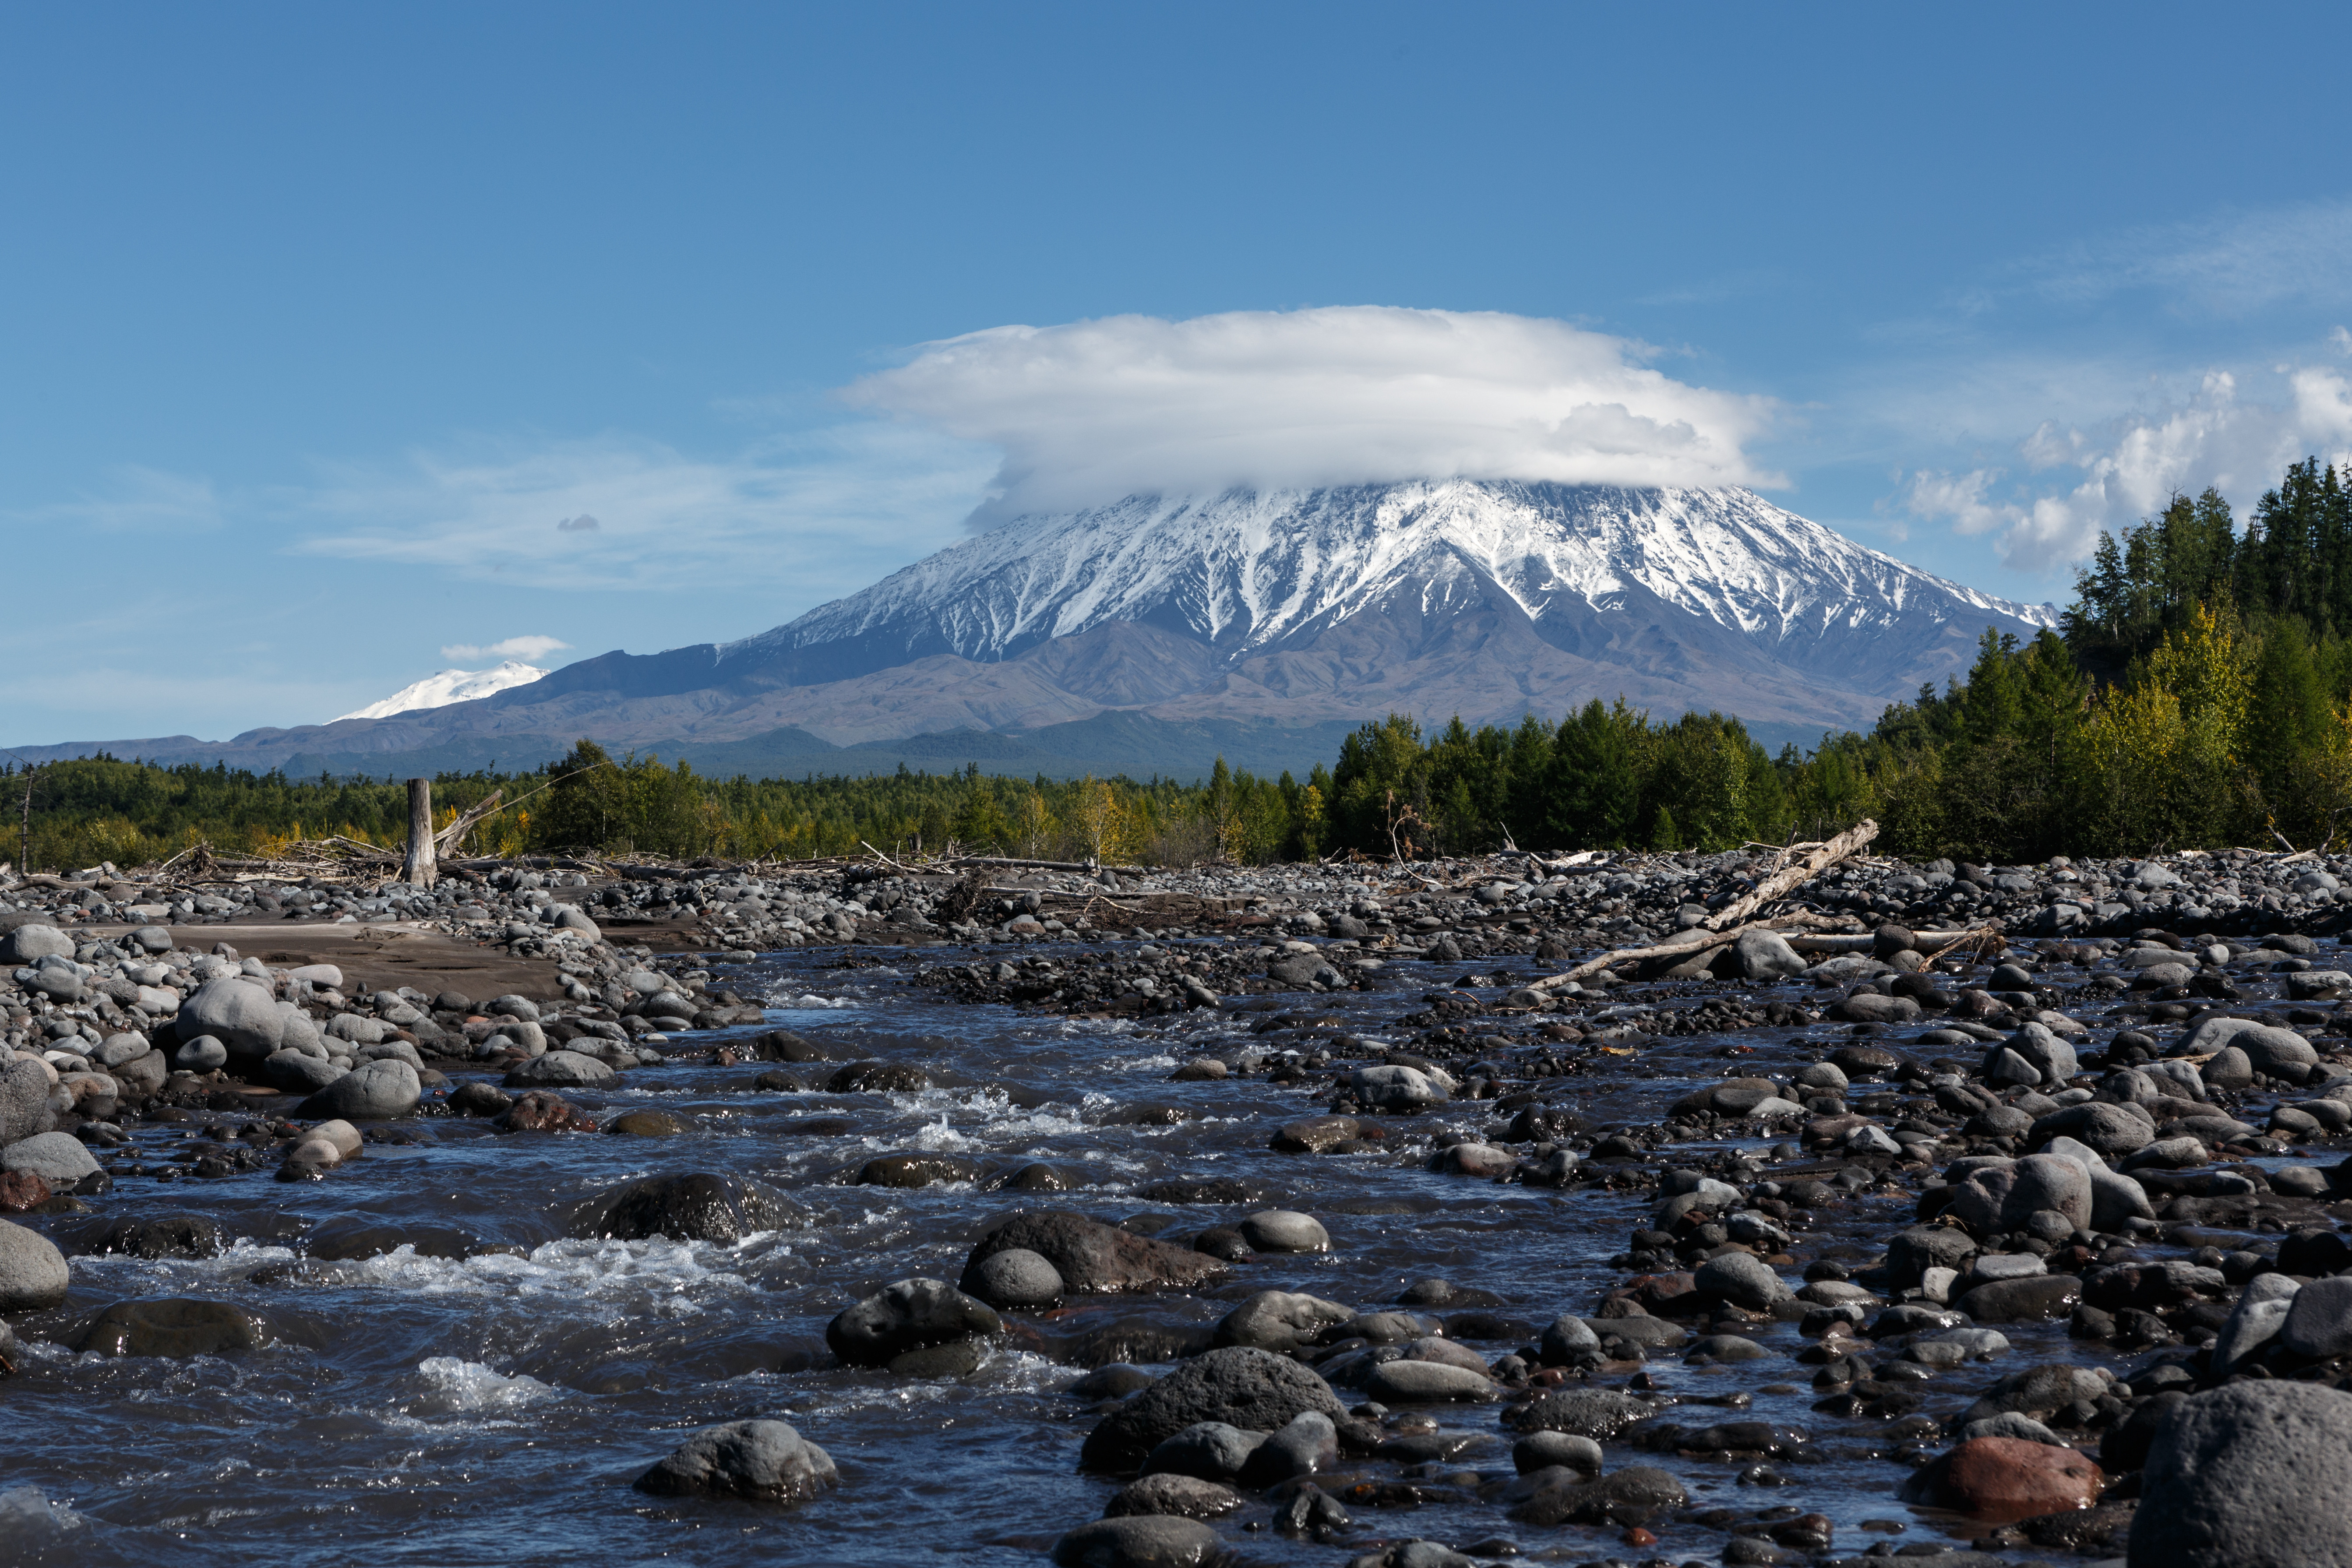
<box><xmin>6</xmin><ymin>4</ymin><xmax>2352</xmax><ymax>745</ymax></box>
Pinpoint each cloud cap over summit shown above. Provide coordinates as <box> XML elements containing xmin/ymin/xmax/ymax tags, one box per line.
<box><xmin>846</xmin><ymin>307</ymin><xmax>1783</xmax><ymax>519</ymax></box>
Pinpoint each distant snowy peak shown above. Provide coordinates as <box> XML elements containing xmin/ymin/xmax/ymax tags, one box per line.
<box><xmin>335</xmin><ymin>661</ymin><xmax>549</xmax><ymax>722</ymax></box>
<box><xmin>729</xmin><ymin>481</ymin><xmax>2054</xmax><ymax>666</ymax></box>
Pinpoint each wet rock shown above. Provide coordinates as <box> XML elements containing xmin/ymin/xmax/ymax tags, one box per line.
<box><xmin>828</xmin><ymin>1277</ymin><xmax>1002</xmax><ymax>1372</ymax></box>
<box><xmin>1133</xmin><ymin>1178</ymin><xmax>1257</xmax><ymax>1206</ymax></box>
<box><xmin>1237</xmin><ymin>1210</ymin><xmax>1329</xmax><ymax>1253</ymax></box>
<box><xmin>575</xmin><ymin>1172</ymin><xmax>805</xmax><ymax>1243</ymax></box>
<box><xmin>858</xmin><ymin>1154</ymin><xmax>987</xmax><ymax>1188</ymax></box>
<box><xmin>1079</xmin><ymin>1345</ymin><xmax>1346</xmax><ymax>1472</ymax></box>
<box><xmin>967</xmin><ymin>1247</ymin><xmax>1065</xmax><ymax>1310</ymax></box>
<box><xmin>0</xmin><ymin>1171</ymin><xmax>49</xmax><ymax>1212</ymax></box>
<box><xmin>73</xmin><ymin>1215</ymin><xmax>225</xmax><ymax>1259</ymax></box>
<box><xmin>1050</xmin><ymin>1516</ymin><xmax>1227</xmax><ymax>1568</ymax></box>
<box><xmin>633</xmin><ymin>1419</ymin><xmax>838</xmax><ymax>1506</ymax></box>
<box><xmin>1362</xmin><ymin>1359</ymin><xmax>1499</xmax><ymax>1401</ymax></box>
<box><xmin>503</xmin><ymin>1050</ymin><xmax>615</xmax><ymax>1089</ymax></box>
<box><xmin>1506</xmin><ymin>1387</ymin><xmax>1657</xmax><ymax>1438</ymax></box>
<box><xmin>826</xmin><ymin>1061</ymin><xmax>930</xmax><ymax>1093</ymax></box>
<box><xmin>1507</xmin><ymin>1463</ymin><xmax>1688</xmax><ymax>1526</ymax></box>
<box><xmin>3</xmin><ymin>1130</ymin><xmax>99</xmax><ymax>1186</ymax></box>
<box><xmin>963</xmin><ymin>1211</ymin><xmax>1230</xmax><ymax>1297</ymax></box>
<box><xmin>497</xmin><ymin>1090</ymin><xmax>596</xmax><ymax>1132</ymax></box>
<box><xmin>1959</xmin><ymin>1275</ymin><xmax>2083</xmax><ymax>1323</ymax></box>
<box><xmin>448</xmin><ymin>1082</ymin><xmax>513</xmax><ymax>1117</ymax></box>
<box><xmin>606</xmin><ymin>1110</ymin><xmax>683</xmax><ymax>1136</ymax></box>
<box><xmin>1213</xmin><ymin>1290</ymin><xmax>1354</xmax><ymax>1352</ymax></box>
<box><xmin>2128</xmin><ymin>1381</ymin><xmax>2352</xmax><ymax>1567</ymax></box>
<box><xmin>1537</xmin><ymin>1313</ymin><xmax>1602</xmax><ymax>1367</ymax></box>
<box><xmin>1694</xmin><ymin>1252</ymin><xmax>1793</xmax><ymax>1311</ymax></box>
<box><xmin>1238</xmin><ymin>1410</ymin><xmax>1338</xmax><ymax>1485</ymax></box>
<box><xmin>1347</xmin><ymin>1064</ymin><xmax>1447</xmax><ymax>1110</ymax></box>
<box><xmin>1512</xmin><ymin>1431</ymin><xmax>1602</xmax><ymax>1473</ymax></box>
<box><xmin>1272</xmin><ymin>1117</ymin><xmax>1370</xmax><ymax>1153</ymax></box>
<box><xmin>1901</xmin><ymin>1436</ymin><xmax>2102</xmax><ymax>1520</ymax></box>
<box><xmin>0</xmin><ymin>1217</ymin><xmax>70</xmax><ymax>1310</ymax></box>
<box><xmin>1101</xmin><ymin>1473</ymin><xmax>1244</xmax><ymax>1519</ymax></box>
<box><xmin>1004</xmin><ymin>1162</ymin><xmax>1083</xmax><ymax>1191</ymax></box>
<box><xmin>299</xmin><ymin>1059</ymin><xmax>422</xmax><ymax>1120</ymax></box>
<box><xmin>1143</xmin><ymin>1421</ymin><xmax>1266</xmax><ymax>1481</ymax></box>
<box><xmin>75</xmin><ymin>1297</ymin><xmax>271</xmax><ymax>1357</ymax></box>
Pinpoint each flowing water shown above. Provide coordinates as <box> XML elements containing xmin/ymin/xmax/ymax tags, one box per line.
<box><xmin>2</xmin><ymin>938</ymin><xmax>2105</xmax><ymax>1567</ymax></box>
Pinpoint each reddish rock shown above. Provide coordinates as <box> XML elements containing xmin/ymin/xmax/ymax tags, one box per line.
<box><xmin>0</xmin><ymin>1171</ymin><xmax>50</xmax><ymax>1212</ymax></box>
<box><xmin>497</xmin><ymin>1091</ymin><xmax>596</xmax><ymax>1133</ymax></box>
<box><xmin>1907</xmin><ymin>1436</ymin><xmax>2102</xmax><ymax>1521</ymax></box>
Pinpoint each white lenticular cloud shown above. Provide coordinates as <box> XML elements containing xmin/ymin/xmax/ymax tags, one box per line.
<box><xmin>843</xmin><ymin>306</ymin><xmax>1784</xmax><ymax>517</ymax></box>
<box><xmin>439</xmin><ymin>634</ymin><xmax>571</xmax><ymax>662</ymax></box>
<box><xmin>1904</xmin><ymin>355</ymin><xmax>2352</xmax><ymax>571</ymax></box>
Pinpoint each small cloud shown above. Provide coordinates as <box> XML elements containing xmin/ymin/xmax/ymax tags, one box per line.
<box><xmin>2332</xmin><ymin>326</ymin><xmax>2352</xmax><ymax>356</ymax></box>
<box><xmin>556</xmin><ymin>514</ymin><xmax>600</xmax><ymax>532</ymax></box>
<box><xmin>438</xmin><ymin>634</ymin><xmax>571</xmax><ymax>664</ymax></box>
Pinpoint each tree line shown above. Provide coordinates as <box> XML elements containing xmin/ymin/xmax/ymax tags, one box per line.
<box><xmin>13</xmin><ymin>455</ymin><xmax>2351</xmax><ymax>872</ymax></box>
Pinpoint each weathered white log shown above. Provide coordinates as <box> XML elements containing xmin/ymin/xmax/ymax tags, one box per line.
<box><xmin>1702</xmin><ymin>818</ymin><xmax>1879</xmax><ymax>931</ymax></box>
<box><xmin>402</xmin><ymin>778</ymin><xmax>437</xmax><ymax>890</ymax></box>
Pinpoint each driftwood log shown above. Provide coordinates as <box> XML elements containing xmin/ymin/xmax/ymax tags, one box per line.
<box><xmin>1702</xmin><ymin>818</ymin><xmax>1879</xmax><ymax>930</ymax></box>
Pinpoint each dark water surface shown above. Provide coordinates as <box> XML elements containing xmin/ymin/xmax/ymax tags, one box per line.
<box><xmin>2</xmin><ymin>940</ymin><xmax>2102</xmax><ymax>1567</ymax></box>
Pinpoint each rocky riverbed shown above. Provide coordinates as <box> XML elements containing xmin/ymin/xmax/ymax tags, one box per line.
<box><xmin>4</xmin><ymin>844</ymin><xmax>2352</xmax><ymax>1567</ymax></box>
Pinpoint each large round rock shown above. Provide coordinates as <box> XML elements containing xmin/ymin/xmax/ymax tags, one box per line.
<box><xmin>2129</xmin><ymin>1381</ymin><xmax>2352</xmax><ymax>1567</ymax></box>
<box><xmin>1079</xmin><ymin>1346</ymin><xmax>1346</xmax><ymax>1472</ymax></box>
<box><xmin>0</xmin><ymin>1058</ymin><xmax>56</xmax><ymax>1146</ymax></box>
<box><xmin>966</xmin><ymin>1247</ymin><xmax>1064</xmax><ymax>1310</ymax></box>
<box><xmin>0</xmin><ymin>1218</ymin><xmax>70</xmax><ymax>1311</ymax></box>
<box><xmin>962</xmin><ymin>1210</ymin><xmax>1228</xmax><ymax>1296</ymax></box>
<box><xmin>298</xmin><ymin>1059</ymin><xmax>420</xmax><ymax>1120</ymax></box>
<box><xmin>633</xmin><ymin>1419</ymin><xmax>837</xmax><ymax>1505</ymax></box>
<box><xmin>3</xmin><ymin>1131</ymin><xmax>99</xmax><ymax>1185</ymax></box>
<box><xmin>573</xmin><ymin>1172</ymin><xmax>805</xmax><ymax>1244</ymax></box>
<box><xmin>1051</xmin><ymin>1515</ymin><xmax>1227</xmax><ymax>1568</ymax></box>
<box><xmin>76</xmin><ymin>1298</ymin><xmax>271</xmax><ymax>1357</ymax></box>
<box><xmin>504</xmin><ymin>1050</ymin><xmax>616</xmax><ymax>1088</ymax></box>
<box><xmin>179</xmin><ymin>977</ymin><xmax>285</xmax><ymax>1059</ymax></box>
<box><xmin>826</xmin><ymin>1277</ymin><xmax>1002</xmax><ymax>1369</ymax></box>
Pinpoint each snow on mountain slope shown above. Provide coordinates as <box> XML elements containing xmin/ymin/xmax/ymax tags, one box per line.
<box><xmin>726</xmin><ymin>482</ymin><xmax>2054</xmax><ymax>685</ymax></box>
<box><xmin>335</xmin><ymin>661</ymin><xmax>549</xmax><ymax>722</ymax></box>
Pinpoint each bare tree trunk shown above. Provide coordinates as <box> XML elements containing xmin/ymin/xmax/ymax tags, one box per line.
<box><xmin>403</xmin><ymin>778</ymin><xmax>437</xmax><ymax>889</ymax></box>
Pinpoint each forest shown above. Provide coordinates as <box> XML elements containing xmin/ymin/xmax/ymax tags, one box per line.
<box><xmin>10</xmin><ymin>455</ymin><xmax>2351</xmax><ymax>873</ymax></box>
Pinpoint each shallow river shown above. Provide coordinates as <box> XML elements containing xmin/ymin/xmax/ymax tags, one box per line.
<box><xmin>2</xmin><ymin>937</ymin><xmax>2112</xmax><ymax>1568</ymax></box>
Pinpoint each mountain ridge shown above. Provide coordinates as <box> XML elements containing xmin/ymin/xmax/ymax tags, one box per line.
<box><xmin>15</xmin><ymin>480</ymin><xmax>2052</xmax><ymax>778</ymax></box>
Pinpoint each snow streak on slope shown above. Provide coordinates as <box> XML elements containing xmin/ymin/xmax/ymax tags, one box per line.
<box><xmin>728</xmin><ymin>482</ymin><xmax>2053</xmax><ymax>672</ymax></box>
<box><xmin>336</xmin><ymin>662</ymin><xmax>550</xmax><ymax>722</ymax></box>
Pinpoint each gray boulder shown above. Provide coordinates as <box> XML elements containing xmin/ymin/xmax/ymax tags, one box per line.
<box><xmin>2279</xmin><ymin>1274</ymin><xmax>2352</xmax><ymax>1359</ymax></box>
<box><xmin>1236</xmin><ymin>1210</ymin><xmax>1329</xmax><ymax>1253</ymax></box>
<box><xmin>965</xmin><ymin>1247</ymin><xmax>1064</xmax><ymax>1310</ymax></box>
<box><xmin>265</xmin><ymin>1050</ymin><xmax>347</xmax><ymax>1094</ymax></box>
<box><xmin>825</xmin><ymin>1277</ymin><xmax>1001</xmax><ymax>1370</ymax></box>
<box><xmin>1212</xmin><ymin>1290</ymin><xmax>1354</xmax><ymax>1352</ymax></box>
<box><xmin>2030</xmin><ymin>1101</ymin><xmax>2154</xmax><ymax>1157</ymax></box>
<box><xmin>178</xmin><ymin>977</ymin><xmax>285</xmax><ymax>1059</ymax></box>
<box><xmin>297</xmin><ymin>1059</ymin><xmax>420</xmax><ymax>1120</ymax></box>
<box><xmin>633</xmin><ymin>1419</ymin><xmax>838</xmax><ymax>1505</ymax></box>
<box><xmin>173</xmin><ymin>1035</ymin><xmax>229</xmax><ymax>1073</ymax></box>
<box><xmin>0</xmin><ymin>1218</ymin><xmax>70</xmax><ymax>1310</ymax></box>
<box><xmin>1732</xmin><ymin>929</ymin><xmax>1807</xmax><ymax>979</ymax></box>
<box><xmin>1050</xmin><ymin>1516</ymin><xmax>1226</xmax><ymax>1568</ymax></box>
<box><xmin>2</xmin><ymin>1130</ymin><xmax>99</xmax><ymax>1184</ymax></box>
<box><xmin>1238</xmin><ymin>1410</ymin><xmax>1336</xmax><ymax>1485</ymax></box>
<box><xmin>1079</xmin><ymin>1346</ymin><xmax>1345</xmax><ymax>1472</ymax></box>
<box><xmin>504</xmin><ymin>1050</ymin><xmax>616</xmax><ymax>1088</ymax></box>
<box><xmin>0</xmin><ymin>1058</ymin><xmax>56</xmax><ymax>1145</ymax></box>
<box><xmin>1141</xmin><ymin>1421</ymin><xmax>1266</xmax><ymax>1481</ymax></box>
<box><xmin>2214</xmin><ymin>1275</ymin><xmax>2301</xmax><ymax>1374</ymax></box>
<box><xmin>963</xmin><ymin>1210</ymin><xmax>1228</xmax><ymax>1297</ymax></box>
<box><xmin>2130</xmin><ymin>1381</ymin><xmax>2352</xmax><ymax>1567</ymax></box>
<box><xmin>1</xmin><ymin>924</ymin><xmax>72</xmax><ymax>962</ymax></box>
<box><xmin>1506</xmin><ymin>1387</ymin><xmax>1656</xmax><ymax>1438</ymax></box>
<box><xmin>1347</xmin><ymin>1064</ymin><xmax>1446</xmax><ymax>1110</ymax></box>
<box><xmin>1694</xmin><ymin>1252</ymin><xmax>1792</xmax><ymax>1311</ymax></box>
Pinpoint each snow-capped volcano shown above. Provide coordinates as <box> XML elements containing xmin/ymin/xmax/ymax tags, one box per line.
<box><xmin>723</xmin><ymin>481</ymin><xmax>2052</xmax><ymax>699</ymax></box>
<box><xmin>335</xmin><ymin>660</ymin><xmax>549</xmax><ymax>722</ymax></box>
<box><xmin>30</xmin><ymin>482</ymin><xmax>2056</xmax><ymax>776</ymax></box>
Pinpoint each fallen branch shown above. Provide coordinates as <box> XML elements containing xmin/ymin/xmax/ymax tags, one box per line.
<box><xmin>433</xmin><ymin>789</ymin><xmax>505</xmax><ymax>856</ymax></box>
<box><xmin>948</xmin><ymin>853</ymin><xmax>1150</xmax><ymax>876</ymax></box>
<box><xmin>1703</xmin><ymin>818</ymin><xmax>1879</xmax><ymax>931</ymax></box>
<box><xmin>1532</xmin><ymin>910</ymin><xmax>1844</xmax><ymax>990</ymax></box>
<box><xmin>1788</xmin><ymin>927</ymin><xmax>2005</xmax><ymax>955</ymax></box>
